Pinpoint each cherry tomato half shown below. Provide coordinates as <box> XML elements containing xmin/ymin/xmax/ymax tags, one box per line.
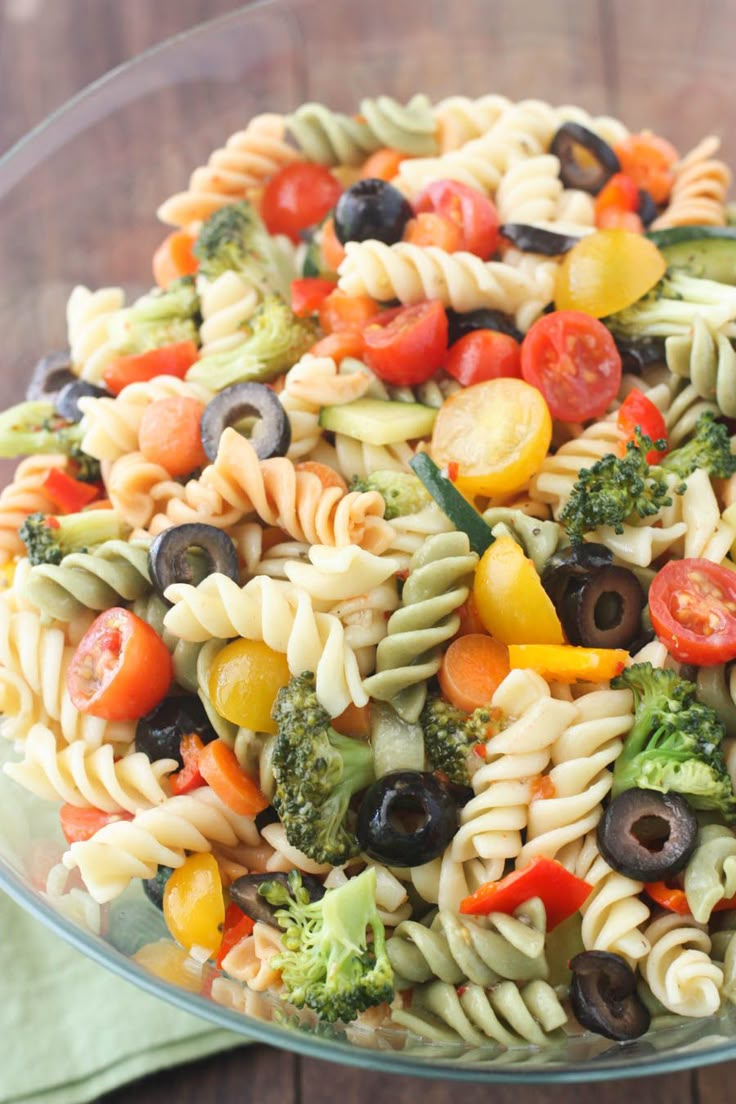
<box><xmin>521</xmin><ymin>309</ymin><xmax>622</xmax><ymax>422</ymax></box>
<box><xmin>318</xmin><ymin>289</ymin><xmax>379</xmax><ymax>334</ymax></box>
<box><xmin>59</xmin><ymin>804</ymin><xmax>132</xmax><ymax>844</ymax></box>
<box><xmin>414</xmin><ymin>179</ymin><xmax>500</xmax><ymax>260</ymax></box>
<box><xmin>617</xmin><ymin>387</ymin><xmax>668</xmax><ymax>462</ymax></box>
<box><xmin>262</xmin><ymin>163</ymin><xmax>342</xmax><ymax>243</ymax></box>
<box><xmin>67</xmin><ymin>608</ymin><xmax>172</xmax><ymax>720</ymax></box>
<box><xmin>614</xmin><ymin>132</ymin><xmax>678</xmax><ymax>205</ymax></box>
<box><xmin>363</xmin><ymin>300</ymin><xmax>448</xmax><ymax>386</ymax></box>
<box><xmin>445</xmin><ymin>330</ymin><xmax>522</xmax><ymax>386</ymax></box>
<box><xmin>649</xmin><ymin>559</ymin><xmax>736</xmax><ymax>665</ymax></box>
<box><xmin>290</xmin><ymin>277</ymin><xmax>336</xmax><ymax>317</ymax></box>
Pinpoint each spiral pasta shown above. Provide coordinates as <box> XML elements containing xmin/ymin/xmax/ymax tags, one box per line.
<box><xmin>665</xmin><ymin>316</ymin><xmax>736</xmax><ymax>418</ymax></box>
<box><xmin>157</xmin><ymin>114</ymin><xmax>299</xmax><ymax>227</ymax></box>
<box><xmin>66</xmin><ymin>285</ymin><xmax>126</xmax><ymax>382</ymax></box>
<box><xmin>143</xmin><ymin>429</ymin><xmax>395</xmax><ymax>554</ymax></box>
<box><xmin>22</xmin><ymin>540</ymin><xmax>152</xmax><ymax>622</ymax></box>
<box><xmin>642</xmin><ymin>913</ymin><xmax>723</xmax><ymax>1017</ymax></box>
<box><xmin>338</xmin><ymin>241</ymin><xmax>553</xmax><ymax>325</ymax></box>
<box><xmin>286</xmin><ymin>94</ymin><xmax>438</xmax><ymax>165</ymax></box>
<box><xmin>62</xmin><ymin>786</ymin><xmax>260</xmax><ymax>903</ymax></box>
<box><xmin>683</xmin><ymin>825</ymin><xmax>736</xmax><ymax>923</ymax></box>
<box><xmin>106</xmin><ymin>452</ymin><xmax>181</xmax><ymax>531</ymax></box>
<box><xmin>3</xmin><ymin>723</ymin><xmax>176</xmax><ymax>814</ymax></box>
<box><xmin>197</xmin><ymin>271</ymin><xmax>260</xmax><ymax>357</ymax></box>
<box><xmin>163</xmin><ymin>573</ymin><xmax>367</xmax><ymax>717</ymax></box>
<box><xmin>362</xmin><ymin>531</ymin><xmax>477</xmax><ymax>722</ymax></box>
<box><xmin>387</xmin><ymin>897</ymin><xmax>549</xmax><ymax>987</ymax></box>
<box><xmin>651</xmin><ymin>136</ymin><xmax>731</xmax><ymax>229</ymax></box>
<box><xmin>451</xmin><ymin>671</ymin><xmax>578</xmax><ymax>877</ymax></box>
<box><xmin>433</xmin><ymin>93</ymin><xmax>511</xmax><ymax>152</ymax></box>
<box><xmin>528</xmin><ymin>416</ymin><xmax>624</xmax><ymax>516</ymax></box>
<box><xmin>0</xmin><ymin>454</ymin><xmax>69</xmax><ymax>565</ymax></box>
<box><xmin>495</xmin><ymin>155</ymin><xmax>563</xmax><ymax>226</ymax></box>
<box><xmin>278</xmin><ymin>353</ymin><xmax>372</xmax><ymax>461</ymax></box>
<box><xmin>281</xmin><ymin>543</ymin><xmax>399</xmax><ymax>611</ymax></box>
<box><xmin>333</xmin><ymin>435</ymin><xmax>415</xmax><ymax>481</ymax></box>
<box><xmin>220</xmin><ymin>920</ymin><xmax>284</xmax><ymax>991</ymax></box>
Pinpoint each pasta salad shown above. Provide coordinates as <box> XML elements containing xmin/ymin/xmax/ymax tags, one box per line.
<box><xmin>3</xmin><ymin>90</ymin><xmax>736</xmax><ymax>1051</ymax></box>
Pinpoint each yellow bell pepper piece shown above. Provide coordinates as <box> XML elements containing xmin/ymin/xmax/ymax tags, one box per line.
<box><xmin>508</xmin><ymin>643</ymin><xmax>629</xmax><ymax>683</ymax></box>
<box><xmin>473</xmin><ymin>537</ymin><xmax>564</xmax><ymax>645</ymax></box>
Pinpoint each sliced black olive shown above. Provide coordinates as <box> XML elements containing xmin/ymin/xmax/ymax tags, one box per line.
<box><xmin>255</xmin><ymin>805</ymin><xmax>280</xmax><ymax>832</ymax></box>
<box><xmin>638</xmin><ymin>189</ymin><xmax>659</xmax><ymax>228</ymax></box>
<box><xmin>25</xmin><ymin>350</ymin><xmax>76</xmax><ymax>401</ymax></box>
<box><xmin>560</xmin><ymin>566</ymin><xmax>644</xmax><ymax>649</ymax></box>
<box><xmin>541</xmin><ymin>542</ymin><xmax>613</xmax><ymax>611</ymax></box>
<box><xmin>435</xmin><ymin>776</ymin><xmax>474</xmax><ymax>808</ymax></box>
<box><xmin>229</xmin><ymin>871</ymin><xmax>325</xmax><ymax>927</ymax></box>
<box><xmin>500</xmin><ymin>223</ymin><xmax>581</xmax><ymax>256</ymax></box>
<box><xmin>627</xmin><ymin>628</ymin><xmax>655</xmax><ymax>656</ymax></box>
<box><xmin>613</xmin><ymin>335</ymin><xmax>667</xmax><ymax>373</ymax></box>
<box><xmin>142</xmin><ymin>865</ymin><xmax>175</xmax><ymax>910</ymax></box>
<box><xmin>200</xmin><ymin>382</ymin><xmax>290</xmax><ymax>462</ymax></box>
<box><xmin>148</xmin><ymin>523</ymin><xmax>239</xmax><ymax>596</ymax></box>
<box><xmin>598</xmin><ymin>790</ymin><xmax>698</xmax><ymax>881</ymax></box>
<box><xmin>334</xmin><ymin>178</ymin><xmax>413</xmax><ymax>246</ymax></box>
<box><xmin>54</xmin><ymin>380</ymin><xmax>108</xmax><ymax>424</ymax></box>
<box><xmin>356</xmin><ymin>770</ymin><xmax>460</xmax><ymax>867</ymax></box>
<box><xmin>550</xmin><ymin>122</ymin><xmax>621</xmax><ymax>194</ymax></box>
<box><xmin>446</xmin><ymin>308</ymin><xmax>522</xmax><ymax>346</ymax></box>
<box><xmin>570</xmin><ymin>951</ymin><xmax>651</xmax><ymax>1041</ymax></box>
<box><xmin>135</xmin><ymin>694</ymin><xmax>217</xmax><ymax>766</ymax></box>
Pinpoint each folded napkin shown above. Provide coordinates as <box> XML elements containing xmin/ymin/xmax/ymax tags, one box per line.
<box><xmin>1</xmin><ymin>888</ymin><xmax>245</xmax><ymax>1104</ymax></box>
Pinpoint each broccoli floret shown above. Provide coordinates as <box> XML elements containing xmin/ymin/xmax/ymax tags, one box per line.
<box><xmin>611</xmin><ymin>662</ymin><xmax>736</xmax><ymax>820</ymax></box>
<box><xmin>68</xmin><ymin>445</ymin><xmax>102</xmax><ymax>484</ymax></box>
<box><xmin>607</xmin><ymin>273</ymin><xmax>736</xmax><ymax>338</ymax></box>
<box><xmin>19</xmin><ymin>510</ymin><xmax>126</xmax><ymax>566</ymax></box>
<box><xmin>193</xmin><ymin>201</ymin><xmax>295</xmax><ymax>299</ymax></box>
<box><xmin>349</xmin><ymin>471</ymin><xmax>431</xmax><ymax>520</ymax></box>
<box><xmin>560</xmin><ymin>431</ymin><xmax>675</xmax><ymax>544</ymax></box>
<box><xmin>187</xmin><ymin>294</ymin><xmax>317</xmax><ymax>391</ymax></box>
<box><xmin>660</xmin><ymin>412</ymin><xmax>736</xmax><ymax>480</ymax></box>
<box><xmin>262</xmin><ymin>867</ymin><xmax>394</xmax><ymax>1023</ymax></box>
<box><xmin>421</xmin><ymin>694</ymin><xmax>499</xmax><ymax>784</ymax></box>
<box><xmin>271</xmin><ymin>672</ymin><xmax>375</xmax><ymax>865</ymax></box>
<box><xmin>108</xmin><ymin>277</ymin><xmax>199</xmax><ymax>356</ymax></box>
<box><xmin>0</xmin><ymin>402</ymin><xmax>85</xmax><ymax>459</ymax></box>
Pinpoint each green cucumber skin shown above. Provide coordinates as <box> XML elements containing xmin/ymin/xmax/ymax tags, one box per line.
<box><xmin>319</xmin><ymin>398</ymin><xmax>437</xmax><ymax>447</ymax></box>
<box><xmin>647</xmin><ymin>227</ymin><xmax>736</xmax><ymax>285</ymax></box>
<box><xmin>410</xmin><ymin>451</ymin><xmax>494</xmax><ymax>556</ymax></box>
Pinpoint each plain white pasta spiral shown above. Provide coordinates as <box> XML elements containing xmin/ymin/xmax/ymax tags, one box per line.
<box><xmin>433</xmin><ymin>93</ymin><xmax>512</xmax><ymax>151</ymax></box>
<box><xmin>495</xmin><ymin>155</ymin><xmax>563</xmax><ymax>226</ymax></box>
<box><xmin>528</xmin><ymin>417</ymin><xmax>624</xmax><ymax>516</ymax></box>
<box><xmin>3</xmin><ymin>724</ymin><xmax>176</xmax><ymax>814</ymax></box>
<box><xmin>163</xmin><ymin>573</ymin><xmax>367</xmax><ymax>717</ymax></box>
<box><xmin>554</xmin><ymin>104</ymin><xmax>630</xmax><ymax>147</ymax></box>
<box><xmin>643</xmin><ymin>913</ymin><xmax>723</xmax><ymax>1017</ymax></box>
<box><xmin>338</xmin><ymin>241</ymin><xmax>553</xmax><ymax>324</ymax></box>
<box><xmin>333</xmin><ymin>435</ymin><xmax>415</xmax><ymax>481</ymax></box>
<box><xmin>451</xmin><ymin>670</ymin><xmax>578</xmax><ymax>876</ymax></box>
<box><xmin>281</xmin><ymin>543</ymin><xmax>399</xmax><ymax>610</ymax></box>
<box><xmin>278</xmin><ymin>353</ymin><xmax>372</xmax><ymax>461</ymax></box>
<box><xmin>220</xmin><ymin>920</ymin><xmax>284</xmax><ymax>992</ymax></box>
<box><xmin>519</xmin><ymin>689</ymin><xmax>634</xmax><ymax>865</ymax></box>
<box><xmin>78</xmin><ymin>375</ymin><xmax>213</xmax><ymax>462</ymax></box>
<box><xmin>197</xmin><ymin>271</ymin><xmax>260</xmax><ymax>356</ymax></box>
<box><xmin>63</xmin><ymin>786</ymin><xmax>259</xmax><ymax>903</ymax></box>
<box><xmin>66</xmin><ymin>285</ymin><xmax>126</xmax><ymax>382</ymax></box>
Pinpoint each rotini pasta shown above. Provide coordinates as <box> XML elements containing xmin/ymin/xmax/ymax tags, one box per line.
<box><xmin>528</xmin><ymin>416</ymin><xmax>624</xmax><ymax>516</ymax></box>
<box><xmin>665</xmin><ymin>316</ymin><xmax>736</xmax><ymax>418</ymax></box>
<box><xmin>642</xmin><ymin>913</ymin><xmax>723</xmax><ymax>1017</ymax></box>
<box><xmin>651</xmin><ymin>136</ymin><xmax>731</xmax><ymax>229</ymax></box>
<box><xmin>197</xmin><ymin>271</ymin><xmax>260</xmax><ymax>357</ymax></box>
<box><xmin>22</xmin><ymin>539</ymin><xmax>152</xmax><ymax>622</ymax></box>
<box><xmin>684</xmin><ymin>825</ymin><xmax>736</xmax><ymax>923</ymax></box>
<box><xmin>0</xmin><ymin>454</ymin><xmax>69</xmax><ymax>565</ymax></box>
<box><xmin>287</xmin><ymin>95</ymin><xmax>438</xmax><ymax>166</ymax></box>
<box><xmin>66</xmin><ymin>285</ymin><xmax>126</xmax><ymax>382</ymax></box>
<box><xmin>220</xmin><ymin>920</ymin><xmax>284</xmax><ymax>991</ymax></box>
<box><xmin>278</xmin><ymin>353</ymin><xmax>372</xmax><ymax>461</ymax></box>
<box><xmin>433</xmin><ymin>93</ymin><xmax>511</xmax><ymax>152</ymax></box>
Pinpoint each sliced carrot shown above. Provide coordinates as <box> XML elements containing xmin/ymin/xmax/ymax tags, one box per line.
<box><xmin>309</xmin><ymin>330</ymin><xmax>365</xmax><ymax>363</ymax></box>
<box><xmin>294</xmin><ymin>460</ymin><xmax>348</xmax><ymax>492</ymax></box>
<box><xmin>360</xmin><ymin>148</ymin><xmax>406</xmax><ymax>181</ymax></box>
<box><xmin>318</xmin><ymin>289</ymin><xmax>379</xmax><ymax>334</ymax></box>
<box><xmin>332</xmin><ymin>702</ymin><xmax>372</xmax><ymax>739</ymax></box>
<box><xmin>438</xmin><ymin>633</ymin><xmax>510</xmax><ymax>713</ymax></box>
<box><xmin>320</xmin><ymin>216</ymin><xmax>347</xmax><ymax>272</ymax></box>
<box><xmin>403</xmin><ymin>212</ymin><xmax>463</xmax><ymax>251</ymax></box>
<box><xmin>455</xmin><ymin>594</ymin><xmax>488</xmax><ymax>638</ymax></box>
<box><xmin>614</xmin><ymin>131</ymin><xmax>678</xmax><ymax>205</ymax></box>
<box><xmin>139</xmin><ymin>396</ymin><xmax>208</xmax><ymax>478</ymax></box>
<box><xmin>153</xmin><ymin>230</ymin><xmax>199</xmax><ymax>288</ymax></box>
<box><xmin>198</xmin><ymin>739</ymin><xmax>269</xmax><ymax>816</ymax></box>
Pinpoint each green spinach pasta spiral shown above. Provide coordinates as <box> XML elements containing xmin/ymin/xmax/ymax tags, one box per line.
<box><xmin>22</xmin><ymin>541</ymin><xmax>152</xmax><ymax>622</ymax></box>
<box><xmin>684</xmin><ymin>825</ymin><xmax>736</xmax><ymax>922</ymax></box>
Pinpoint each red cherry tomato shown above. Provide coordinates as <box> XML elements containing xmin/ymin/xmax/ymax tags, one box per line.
<box><xmin>67</xmin><ymin>608</ymin><xmax>172</xmax><ymax>721</ymax></box>
<box><xmin>617</xmin><ymin>387</ymin><xmax>668</xmax><ymax>462</ymax></box>
<box><xmin>594</xmin><ymin>173</ymin><xmax>640</xmax><ymax>221</ymax></box>
<box><xmin>649</xmin><ymin>559</ymin><xmax>736</xmax><ymax>665</ymax></box>
<box><xmin>445</xmin><ymin>330</ymin><xmax>522</xmax><ymax>386</ymax></box>
<box><xmin>290</xmin><ymin>277</ymin><xmax>336</xmax><ymax>317</ymax></box>
<box><xmin>261</xmin><ymin>163</ymin><xmax>342</xmax><ymax>243</ymax></box>
<box><xmin>59</xmin><ymin>804</ymin><xmax>133</xmax><ymax>844</ymax></box>
<box><xmin>363</xmin><ymin>300</ymin><xmax>449</xmax><ymax>386</ymax></box>
<box><xmin>520</xmin><ymin>310</ymin><xmax>622</xmax><ymax>422</ymax></box>
<box><xmin>414</xmin><ymin>179</ymin><xmax>499</xmax><ymax>259</ymax></box>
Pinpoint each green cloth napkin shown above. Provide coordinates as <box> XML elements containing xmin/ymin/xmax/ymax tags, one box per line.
<box><xmin>1</xmin><ymin>889</ymin><xmax>245</xmax><ymax>1104</ymax></box>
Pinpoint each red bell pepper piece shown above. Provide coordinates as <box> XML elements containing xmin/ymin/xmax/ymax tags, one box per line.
<box><xmin>169</xmin><ymin>733</ymin><xmax>205</xmax><ymax>796</ymax></box>
<box><xmin>59</xmin><ymin>804</ymin><xmax>133</xmax><ymax>844</ymax></box>
<box><xmin>290</xmin><ymin>277</ymin><xmax>337</xmax><ymax>317</ymax></box>
<box><xmin>102</xmin><ymin>340</ymin><xmax>199</xmax><ymax>395</ymax></box>
<box><xmin>216</xmin><ymin>903</ymin><xmax>255</xmax><ymax>968</ymax></box>
<box><xmin>42</xmin><ymin>469</ymin><xmax>99</xmax><ymax>514</ymax></box>
<box><xmin>459</xmin><ymin>856</ymin><xmax>593</xmax><ymax>930</ymax></box>
<box><xmin>645</xmin><ymin>881</ymin><xmax>736</xmax><ymax>916</ymax></box>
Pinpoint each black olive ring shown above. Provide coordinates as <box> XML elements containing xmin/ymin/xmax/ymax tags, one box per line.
<box><xmin>570</xmin><ymin>951</ymin><xmax>651</xmax><ymax>1041</ymax></box>
<box><xmin>356</xmin><ymin>770</ymin><xmax>461</xmax><ymax>867</ymax></box>
<box><xmin>148</xmin><ymin>523</ymin><xmax>240</xmax><ymax>596</ymax></box>
<box><xmin>200</xmin><ymin>382</ymin><xmax>291</xmax><ymax>462</ymax></box>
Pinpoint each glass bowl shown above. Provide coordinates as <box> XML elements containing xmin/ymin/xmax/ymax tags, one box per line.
<box><xmin>2</xmin><ymin>0</ymin><xmax>736</xmax><ymax>1081</ymax></box>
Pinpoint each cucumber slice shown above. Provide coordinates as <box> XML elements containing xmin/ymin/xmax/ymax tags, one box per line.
<box><xmin>410</xmin><ymin>451</ymin><xmax>494</xmax><ymax>555</ymax></box>
<box><xmin>647</xmin><ymin>227</ymin><xmax>736</xmax><ymax>285</ymax></box>
<box><xmin>319</xmin><ymin>398</ymin><xmax>437</xmax><ymax>446</ymax></box>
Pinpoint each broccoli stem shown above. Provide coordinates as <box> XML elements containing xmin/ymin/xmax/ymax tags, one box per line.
<box><xmin>0</xmin><ymin>402</ymin><xmax>83</xmax><ymax>458</ymax></box>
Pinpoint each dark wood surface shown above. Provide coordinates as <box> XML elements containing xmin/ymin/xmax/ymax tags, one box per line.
<box><xmin>1</xmin><ymin>1</ymin><xmax>735</xmax><ymax>1100</ymax></box>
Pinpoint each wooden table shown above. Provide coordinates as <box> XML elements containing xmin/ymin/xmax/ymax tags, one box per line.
<box><xmin>1</xmin><ymin>2</ymin><xmax>734</xmax><ymax>1101</ymax></box>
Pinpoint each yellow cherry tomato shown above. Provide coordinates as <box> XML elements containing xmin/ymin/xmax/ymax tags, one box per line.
<box><xmin>473</xmin><ymin>537</ymin><xmax>564</xmax><ymax>645</ymax></box>
<box><xmin>163</xmin><ymin>853</ymin><xmax>224</xmax><ymax>956</ymax></box>
<box><xmin>555</xmin><ymin>228</ymin><xmax>666</xmax><ymax>318</ymax></box>
<box><xmin>430</xmin><ymin>378</ymin><xmax>552</xmax><ymax>498</ymax></box>
<box><xmin>133</xmin><ymin>940</ymin><xmax>203</xmax><ymax>992</ymax></box>
<box><xmin>209</xmin><ymin>638</ymin><xmax>290</xmax><ymax>733</ymax></box>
